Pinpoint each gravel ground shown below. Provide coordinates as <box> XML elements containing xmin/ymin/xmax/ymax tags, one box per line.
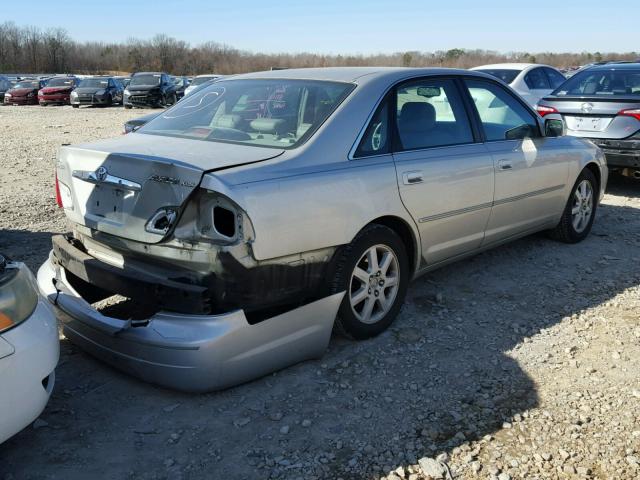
<box><xmin>0</xmin><ymin>105</ymin><xmax>639</xmax><ymax>480</ymax></box>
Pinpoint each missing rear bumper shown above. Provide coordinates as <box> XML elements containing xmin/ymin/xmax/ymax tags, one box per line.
<box><xmin>38</xmin><ymin>253</ymin><xmax>344</xmax><ymax>392</ymax></box>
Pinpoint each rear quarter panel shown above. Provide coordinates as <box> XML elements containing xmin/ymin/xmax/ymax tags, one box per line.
<box><xmin>202</xmin><ymin>156</ymin><xmax>419</xmax><ymax>263</ymax></box>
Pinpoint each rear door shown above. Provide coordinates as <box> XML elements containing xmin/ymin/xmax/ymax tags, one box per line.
<box><xmin>463</xmin><ymin>78</ymin><xmax>569</xmax><ymax>244</ymax></box>
<box><xmin>391</xmin><ymin>77</ymin><xmax>494</xmax><ymax>265</ymax></box>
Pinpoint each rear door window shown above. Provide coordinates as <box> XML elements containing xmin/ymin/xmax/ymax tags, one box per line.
<box><xmin>544</xmin><ymin>68</ymin><xmax>567</xmax><ymax>90</ymax></box>
<box><xmin>465</xmin><ymin>79</ymin><xmax>540</xmax><ymax>141</ymax></box>
<box><xmin>395</xmin><ymin>78</ymin><xmax>474</xmax><ymax>151</ymax></box>
<box><xmin>524</xmin><ymin>68</ymin><xmax>550</xmax><ymax>90</ymax></box>
<box><xmin>355</xmin><ymin>98</ymin><xmax>390</xmax><ymax>157</ymax></box>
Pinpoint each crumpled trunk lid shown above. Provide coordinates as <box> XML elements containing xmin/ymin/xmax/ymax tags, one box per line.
<box><xmin>56</xmin><ymin>134</ymin><xmax>283</xmax><ymax>244</ymax></box>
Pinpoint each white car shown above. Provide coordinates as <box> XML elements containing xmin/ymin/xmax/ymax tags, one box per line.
<box><xmin>470</xmin><ymin>63</ymin><xmax>567</xmax><ymax>106</ymax></box>
<box><xmin>0</xmin><ymin>254</ymin><xmax>59</xmax><ymax>444</ymax></box>
<box><xmin>183</xmin><ymin>74</ymin><xmax>224</xmax><ymax>97</ymax></box>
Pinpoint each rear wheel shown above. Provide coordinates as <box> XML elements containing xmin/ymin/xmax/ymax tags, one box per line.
<box><xmin>549</xmin><ymin>168</ymin><xmax>598</xmax><ymax>243</ymax></box>
<box><xmin>330</xmin><ymin>224</ymin><xmax>409</xmax><ymax>339</ymax></box>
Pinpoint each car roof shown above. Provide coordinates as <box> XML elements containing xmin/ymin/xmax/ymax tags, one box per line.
<box><xmin>132</xmin><ymin>72</ymin><xmax>165</xmax><ymax>75</ymax></box>
<box><xmin>220</xmin><ymin>67</ymin><xmax>486</xmax><ymax>85</ymax></box>
<box><xmin>471</xmin><ymin>63</ymin><xmax>554</xmax><ymax>71</ymax></box>
<box><xmin>587</xmin><ymin>62</ymin><xmax>640</xmax><ymax>71</ymax></box>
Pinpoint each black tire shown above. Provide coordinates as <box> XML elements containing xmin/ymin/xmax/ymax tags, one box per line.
<box><xmin>549</xmin><ymin>168</ymin><xmax>598</xmax><ymax>243</ymax></box>
<box><xmin>329</xmin><ymin>224</ymin><xmax>410</xmax><ymax>340</ymax></box>
<box><xmin>124</xmin><ymin>104</ymin><xmax>132</xmax><ymax>110</ymax></box>
<box><xmin>72</xmin><ymin>104</ymin><xmax>79</xmax><ymax>109</ymax></box>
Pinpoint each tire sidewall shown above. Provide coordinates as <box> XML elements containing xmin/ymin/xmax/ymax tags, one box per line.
<box><xmin>332</xmin><ymin>226</ymin><xmax>409</xmax><ymax>339</ymax></box>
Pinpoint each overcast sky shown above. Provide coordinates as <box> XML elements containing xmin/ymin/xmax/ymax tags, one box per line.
<box><xmin>8</xmin><ymin>0</ymin><xmax>637</xmax><ymax>54</ymax></box>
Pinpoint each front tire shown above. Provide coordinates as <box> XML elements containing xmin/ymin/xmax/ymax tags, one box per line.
<box><xmin>330</xmin><ymin>224</ymin><xmax>409</xmax><ymax>339</ymax></box>
<box><xmin>124</xmin><ymin>104</ymin><xmax>132</xmax><ymax>110</ymax></box>
<box><xmin>550</xmin><ymin>168</ymin><xmax>598</xmax><ymax>243</ymax></box>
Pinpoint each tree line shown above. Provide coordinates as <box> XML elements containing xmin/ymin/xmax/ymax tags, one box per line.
<box><xmin>0</xmin><ymin>22</ymin><xmax>637</xmax><ymax>76</ymax></box>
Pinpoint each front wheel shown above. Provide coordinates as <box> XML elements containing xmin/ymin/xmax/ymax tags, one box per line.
<box><xmin>549</xmin><ymin>168</ymin><xmax>598</xmax><ymax>243</ymax></box>
<box><xmin>124</xmin><ymin>104</ymin><xmax>132</xmax><ymax>110</ymax></box>
<box><xmin>330</xmin><ymin>224</ymin><xmax>409</xmax><ymax>339</ymax></box>
<box><xmin>165</xmin><ymin>93</ymin><xmax>177</xmax><ymax>107</ymax></box>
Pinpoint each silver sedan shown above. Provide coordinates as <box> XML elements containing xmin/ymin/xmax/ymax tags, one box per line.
<box><xmin>39</xmin><ymin>67</ymin><xmax>607</xmax><ymax>391</ymax></box>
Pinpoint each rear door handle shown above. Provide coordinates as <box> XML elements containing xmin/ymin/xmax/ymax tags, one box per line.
<box><xmin>497</xmin><ymin>159</ymin><xmax>513</xmax><ymax>171</ymax></box>
<box><xmin>402</xmin><ymin>171</ymin><xmax>424</xmax><ymax>185</ymax></box>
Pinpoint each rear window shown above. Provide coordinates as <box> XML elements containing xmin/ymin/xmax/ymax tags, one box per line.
<box><xmin>475</xmin><ymin>69</ymin><xmax>520</xmax><ymax>85</ymax></box>
<box><xmin>47</xmin><ymin>77</ymin><xmax>75</xmax><ymax>87</ymax></box>
<box><xmin>553</xmin><ymin>69</ymin><xmax>640</xmax><ymax>97</ymax></box>
<box><xmin>140</xmin><ymin>79</ymin><xmax>354</xmax><ymax>149</ymax></box>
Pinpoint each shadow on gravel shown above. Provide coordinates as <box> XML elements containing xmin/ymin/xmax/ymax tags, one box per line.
<box><xmin>606</xmin><ymin>172</ymin><xmax>640</xmax><ymax>198</ymax></box>
<box><xmin>0</xmin><ymin>229</ymin><xmax>55</xmax><ymax>272</ymax></box>
<box><xmin>1</xmin><ymin>196</ymin><xmax>640</xmax><ymax>479</ymax></box>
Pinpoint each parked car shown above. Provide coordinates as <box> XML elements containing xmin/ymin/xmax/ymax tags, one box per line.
<box><xmin>71</xmin><ymin>76</ymin><xmax>124</xmax><ymax>108</ymax></box>
<box><xmin>123</xmin><ymin>72</ymin><xmax>178</xmax><ymax>109</ymax></box>
<box><xmin>0</xmin><ymin>253</ymin><xmax>59</xmax><ymax>444</ymax></box>
<box><xmin>183</xmin><ymin>74</ymin><xmax>223</xmax><ymax>96</ymax></box>
<box><xmin>123</xmin><ymin>111</ymin><xmax>161</xmax><ymax>133</ymax></box>
<box><xmin>3</xmin><ymin>79</ymin><xmax>47</xmax><ymax>105</ymax></box>
<box><xmin>38</xmin><ymin>76</ymin><xmax>79</xmax><ymax>106</ymax></box>
<box><xmin>115</xmin><ymin>76</ymin><xmax>131</xmax><ymax>89</ymax></box>
<box><xmin>39</xmin><ymin>67</ymin><xmax>606</xmax><ymax>392</ymax></box>
<box><xmin>537</xmin><ymin>63</ymin><xmax>640</xmax><ymax>178</ymax></box>
<box><xmin>171</xmin><ymin>76</ymin><xmax>190</xmax><ymax>99</ymax></box>
<box><xmin>470</xmin><ymin>63</ymin><xmax>567</xmax><ymax>106</ymax></box>
<box><xmin>122</xmin><ymin>76</ymin><xmax>223</xmax><ymax>133</ymax></box>
<box><xmin>0</xmin><ymin>75</ymin><xmax>13</xmax><ymax>103</ymax></box>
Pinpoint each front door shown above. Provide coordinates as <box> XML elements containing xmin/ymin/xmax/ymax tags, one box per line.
<box><xmin>463</xmin><ymin>78</ymin><xmax>569</xmax><ymax>245</ymax></box>
<box><xmin>392</xmin><ymin>78</ymin><xmax>495</xmax><ymax>265</ymax></box>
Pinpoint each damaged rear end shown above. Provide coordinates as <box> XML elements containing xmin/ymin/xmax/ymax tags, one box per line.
<box><xmin>41</xmin><ymin>134</ymin><xmax>343</xmax><ymax>392</ymax></box>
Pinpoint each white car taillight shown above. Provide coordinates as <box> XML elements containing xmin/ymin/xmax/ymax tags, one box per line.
<box><xmin>55</xmin><ymin>173</ymin><xmax>73</xmax><ymax>210</ymax></box>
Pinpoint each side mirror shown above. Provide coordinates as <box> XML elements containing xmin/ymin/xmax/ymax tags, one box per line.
<box><xmin>544</xmin><ymin>118</ymin><xmax>565</xmax><ymax>137</ymax></box>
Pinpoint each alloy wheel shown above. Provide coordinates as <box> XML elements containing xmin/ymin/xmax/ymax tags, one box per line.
<box><xmin>349</xmin><ymin>244</ymin><xmax>400</xmax><ymax>324</ymax></box>
<box><xmin>571</xmin><ymin>179</ymin><xmax>593</xmax><ymax>233</ymax></box>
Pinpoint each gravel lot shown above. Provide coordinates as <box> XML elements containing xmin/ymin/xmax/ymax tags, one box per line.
<box><xmin>1</xmin><ymin>105</ymin><xmax>639</xmax><ymax>480</ymax></box>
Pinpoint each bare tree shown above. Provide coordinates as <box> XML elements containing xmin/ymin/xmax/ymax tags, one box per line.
<box><xmin>0</xmin><ymin>22</ymin><xmax>637</xmax><ymax>76</ymax></box>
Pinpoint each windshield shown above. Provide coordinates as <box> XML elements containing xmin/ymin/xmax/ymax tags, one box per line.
<box><xmin>79</xmin><ymin>78</ymin><xmax>109</xmax><ymax>88</ymax></box>
<box><xmin>13</xmin><ymin>81</ymin><xmax>38</xmax><ymax>89</ymax></box>
<box><xmin>47</xmin><ymin>77</ymin><xmax>75</xmax><ymax>87</ymax></box>
<box><xmin>553</xmin><ymin>69</ymin><xmax>640</xmax><ymax>97</ymax></box>
<box><xmin>191</xmin><ymin>76</ymin><xmax>217</xmax><ymax>86</ymax></box>
<box><xmin>140</xmin><ymin>79</ymin><xmax>353</xmax><ymax>149</ymax></box>
<box><xmin>475</xmin><ymin>69</ymin><xmax>521</xmax><ymax>85</ymax></box>
<box><xmin>130</xmin><ymin>74</ymin><xmax>161</xmax><ymax>86</ymax></box>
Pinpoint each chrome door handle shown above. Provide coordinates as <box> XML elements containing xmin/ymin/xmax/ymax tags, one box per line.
<box><xmin>402</xmin><ymin>171</ymin><xmax>424</xmax><ymax>185</ymax></box>
<box><xmin>497</xmin><ymin>159</ymin><xmax>513</xmax><ymax>170</ymax></box>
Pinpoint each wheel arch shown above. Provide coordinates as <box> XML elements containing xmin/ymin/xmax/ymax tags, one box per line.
<box><xmin>584</xmin><ymin>162</ymin><xmax>602</xmax><ymax>198</ymax></box>
<box><xmin>365</xmin><ymin>215</ymin><xmax>420</xmax><ymax>277</ymax></box>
